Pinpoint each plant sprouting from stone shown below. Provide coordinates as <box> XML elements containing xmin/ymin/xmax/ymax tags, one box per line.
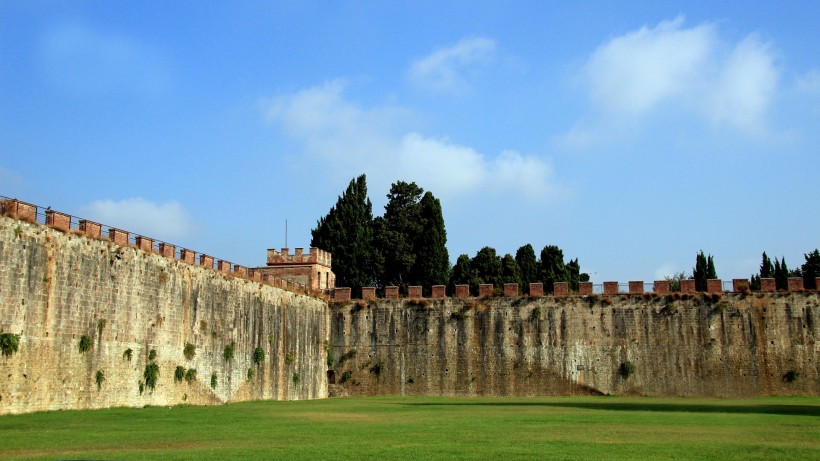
<box><xmin>184</xmin><ymin>368</ymin><xmax>197</xmax><ymax>384</ymax></box>
<box><xmin>224</xmin><ymin>341</ymin><xmax>236</xmax><ymax>362</ymax></box>
<box><xmin>144</xmin><ymin>362</ymin><xmax>160</xmax><ymax>391</ymax></box>
<box><xmin>123</xmin><ymin>348</ymin><xmax>133</xmax><ymax>361</ymax></box>
<box><xmin>0</xmin><ymin>333</ymin><xmax>20</xmax><ymax>357</ymax></box>
<box><xmin>79</xmin><ymin>335</ymin><xmax>93</xmax><ymax>353</ymax></box>
<box><xmin>210</xmin><ymin>372</ymin><xmax>218</xmax><ymax>389</ymax></box>
<box><xmin>253</xmin><ymin>347</ymin><xmax>265</xmax><ymax>366</ymax></box>
<box><xmin>183</xmin><ymin>343</ymin><xmax>196</xmax><ymax>360</ymax></box>
<box><xmin>95</xmin><ymin>370</ymin><xmax>105</xmax><ymax>390</ymax></box>
<box><xmin>174</xmin><ymin>366</ymin><xmax>185</xmax><ymax>383</ymax></box>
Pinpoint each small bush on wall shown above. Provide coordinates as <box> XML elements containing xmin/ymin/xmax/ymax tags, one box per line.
<box><xmin>79</xmin><ymin>335</ymin><xmax>93</xmax><ymax>353</ymax></box>
<box><xmin>224</xmin><ymin>342</ymin><xmax>236</xmax><ymax>362</ymax></box>
<box><xmin>619</xmin><ymin>361</ymin><xmax>636</xmax><ymax>379</ymax></box>
<box><xmin>0</xmin><ymin>333</ymin><xmax>20</xmax><ymax>357</ymax></box>
<box><xmin>253</xmin><ymin>347</ymin><xmax>265</xmax><ymax>366</ymax></box>
<box><xmin>174</xmin><ymin>366</ymin><xmax>185</xmax><ymax>383</ymax></box>
<box><xmin>183</xmin><ymin>343</ymin><xmax>196</xmax><ymax>360</ymax></box>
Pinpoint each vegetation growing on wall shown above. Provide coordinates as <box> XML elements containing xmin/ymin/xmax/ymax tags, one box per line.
<box><xmin>210</xmin><ymin>373</ymin><xmax>218</xmax><ymax>389</ymax></box>
<box><xmin>0</xmin><ymin>333</ymin><xmax>20</xmax><ymax>357</ymax></box>
<box><xmin>175</xmin><ymin>366</ymin><xmax>185</xmax><ymax>383</ymax></box>
<box><xmin>95</xmin><ymin>370</ymin><xmax>105</xmax><ymax>390</ymax></box>
<box><xmin>253</xmin><ymin>347</ymin><xmax>265</xmax><ymax>366</ymax></box>
<box><xmin>184</xmin><ymin>369</ymin><xmax>197</xmax><ymax>384</ymax></box>
<box><xmin>224</xmin><ymin>342</ymin><xmax>235</xmax><ymax>362</ymax></box>
<box><xmin>619</xmin><ymin>361</ymin><xmax>636</xmax><ymax>379</ymax></box>
<box><xmin>285</xmin><ymin>352</ymin><xmax>296</xmax><ymax>365</ymax></box>
<box><xmin>183</xmin><ymin>343</ymin><xmax>196</xmax><ymax>360</ymax></box>
<box><xmin>123</xmin><ymin>348</ymin><xmax>133</xmax><ymax>361</ymax></box>
<box><xmin>143</xmin><ymin>363</ymin><xmax>159</xmax><ymax>392</ymax></box>
<box><xmin>79</xmin><ymin>335</ymin><xmax>93</xmax><ymax>353</ymax></box>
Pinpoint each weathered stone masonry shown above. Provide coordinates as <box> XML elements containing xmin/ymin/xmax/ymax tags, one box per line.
<box><xmin>329</xmin><ymin>295</ymin><xmax>820</xmax><ymax>398</ymax></box>
<box><xmin>1</xmin><ymin>198</ymin><xmax>819</xmax><ymax>416</ymax></box>
<box><xmin>0</xmin><ymin>215</ymin><xmax>329</xmax><ymax>415</ymax></box>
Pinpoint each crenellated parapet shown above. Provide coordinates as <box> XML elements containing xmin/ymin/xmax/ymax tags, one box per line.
<box><xmin>332</xmin><ymin>275</ymin><xmax>820</xmax><ymax>301</ymax></box>
<box><xmin>0</xmin><ymin>197</ymin><xmax>317</xmax><ymax>295</ymax></box>
<box><xmin>267</xmin><ymin>247</ymin><xmax>332</xmax><ymax>267</ymax></box>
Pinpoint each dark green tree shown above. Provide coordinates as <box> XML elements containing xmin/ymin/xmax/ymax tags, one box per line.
<box><xmin>411</xmin><ymin>192</ymin><xmax>450</xmax><ymax>293</ymax></box>
<box><xmin>775</xmin><ymin>257</ymin><xmax>788</xmax><ymax>290</ymax></box>
<box><xmin>693</xmin><ymin>250</ymin><xmax>712</xmax><ymax>292</ymax></box>
<box><xmin>539</xmin><ymin>245</ymin><xmax>567</xmax><ymax>293</ymax></box>
<box><xmin>310</xmin><ymin>175</ymin><xmax>375</xmax><ymax>297</ymax></box>
<box><xmin>760</xmin><ymin>252</ymin><xmax>774</xmax><ymax>278</ymax></box>
<box><xmin>707</xmin><ymin>255</ymin><xmax>717</xmax><ymax>280</ymax></box>
<box><xmin>449</xmin><ymin>254</ymin><xmax>479</xmax><ymax>294</ymax></box>
<box><xmin>515</xmin><ymin>244</ymin><xmax>539</xmax><ymax>292</ymax></box>
<box><xmin>472</xmin><ymin>247</ymin><xmax>502</xmax><ymax>289</ymax></box>
<box><xmin>500</xmin><ymin>254</ymin><xmax>521</xmax><ymax>286</ymax></box>
<box><xmin>802</xmin><ymin>249</ymin><xmax>820</xmax><ymax>290</ymax></box>
<box><xmin>566</xmin><ymin>258</ymin><xmax>581</xmax><ymax>291</ymax></box>
<box><xmin>377</xmin><ymin>181</ymin><xmax>425</xmax><ymax>291</ymax></box>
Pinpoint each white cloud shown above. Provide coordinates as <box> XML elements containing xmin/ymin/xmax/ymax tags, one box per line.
<box><xmin>580</xmin><ymin>16</ymin><xmax>779</xmax><ymax>133</ymax></box>
<box><xmin>79</xmin><ymin>198</ymin><xmax>195</xmax><ymax>241</ymax></box>
<box><xmin>408</xmin><ymin>37</ymin><xmax>496</xmax><ymax>92</ymax></box>
<box><xmin>264</xmin><ymin>81</ymin><xmax>561</xmax><ymax>202</ymax></box>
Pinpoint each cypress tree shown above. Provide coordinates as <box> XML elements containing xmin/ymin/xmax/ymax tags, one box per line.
<box><xmin>472</xmin><ymin>247</ymin><xmax>502</xmax><ymax>289</ymax></box>
<box><xmin>774</xmin><ymin>258</ymin><xmax>786</xmax><ymax>290</ymax></box>
<box><xmin>539</xmin><ymin>245</ymin><xmax>567</xmax><ymax>293</ymax></box>
<box><xmin>501</xmin><ymin>254</ymin><xmax>522</xmax><ymax>286</ymax></box>
<box><xmin>515</xmin><ymin>244</ymin><xmax>538</xmax><ymax>292</ymax></box>
<box><xmin>802</xmin><ymin>249</ymin><xmax>820</xmax><ymax>290</ymax></box>
<box><xmin>310</xmin><ymin>175</ymin><xmax>375</xmax><ymax>297</ymax></box>
<box><xmin>449</xmin><ymin>254</ymin><xmax>479</xmax><ymax>294</ymax></box>
<box><xmin>760</xmin><ymin>252</ymin><xmax>774</xmax><ymax>279</ymax></box>
<box><xmin>693</xmin><ymin>251</ymin><xmax>708</xmax><ymax>292</ymax></box>
<box><xmin>377</xmin><ymin>181</ymin><xmax>424</xmax><ymax>291</ymax></box>
<box><xmin>412</xmin><ymin>192</ymin><xmax>450</xmax><ymax>292</ymax></box>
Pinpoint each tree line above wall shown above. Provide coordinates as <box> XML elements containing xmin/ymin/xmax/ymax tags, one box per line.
<box><xmin>310</xmin><ymin>175</ymin><xmax>588</xmax><ymax>297</ymax></box>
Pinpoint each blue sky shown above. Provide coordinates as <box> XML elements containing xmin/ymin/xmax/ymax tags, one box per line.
<box><xmin>2</xmin><ymin>1</ymin><xmax>819</xmax><ymax>283</ymax></box>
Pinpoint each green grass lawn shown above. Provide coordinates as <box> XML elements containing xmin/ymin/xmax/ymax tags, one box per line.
<box><xmin>1</xmin><ymin>396</ymin><xmax>819</xmax><ymax>460</ymax></box>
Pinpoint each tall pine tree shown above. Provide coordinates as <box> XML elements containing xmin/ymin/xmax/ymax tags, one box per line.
<box><xmin>412</xmin><ymin>192</ymin><xmax>450</xmax><ymax>293</ymax></box>
<box><xmin>693</xmin><ymin>250</ymin><xmax>708</xmax><ymax>292</ymax></box>
<box><xmin>515</xmin><ymin>244</ymin><xmax>539</xmax><ymax>292</ymax></box>
<box><xmin>310</xmin><ymin>175</ymin><xmax>375</xmax><ymax>297</ymax></box>
<box><xmin>803</xmin><ymin>249</ymin><xmax>820</xmax><ymax>290</ymax></box>
<box><xmin>539</xmin><ymin>245</ymin><xmax>567</xmax><ymax>293</ymax></box>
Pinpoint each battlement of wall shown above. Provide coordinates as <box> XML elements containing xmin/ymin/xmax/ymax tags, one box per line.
<box><xmin>267</xmin><ymin>247</ymin><xmax>332</xmax><ymax>267</ymax></box>
<box><xmin>0</xmin><ymin>198</ymin><xmax>318</xmax><ymax>295</ymax></box>
<box><xmin>333</xmin><ymin>277</ymin><xmax>819</xmax><ymax>301</ymax></box>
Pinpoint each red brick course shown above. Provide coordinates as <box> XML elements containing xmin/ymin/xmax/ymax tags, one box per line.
<box><xmin>653</xmin><ymin>280</ymin><xmax>670</xmax><ymax>294</ymax></box>
<box><xmin>528</xmin><ymin>283</ymin><xmax>543</xmax><ymax>297</ymax></box>
<box><xmin>553</xmin><ymin>282</ymin><xmax>569</xmax><ymax>297</ymax></box>
<box><xmin>455</xmin><ymin>285</ymin><xmax>470</xmax><ymax>297</ymax></box>
<box><xmin>432</xmin><ymin>285</ymin><xmax>446</xmax><ymax>298</ymax></box>
<box><xmin>503</xmin><ymin>283</ymin><xmax>519</xmax><ymax>297</ymax></box>
<box><xmin>479</xmin><ymin>284</ymin><xmax>493</xmax><ymax>297</ymax></box>
<box><xmin>45</xmin><ymin>210</ymin><xmax>70</xmax><ymax>232</ymax></box>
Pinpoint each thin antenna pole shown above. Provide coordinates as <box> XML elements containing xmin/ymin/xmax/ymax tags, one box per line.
<box><xmin>285</xmin><ymin>219</ymin><xmax>288</xmax><ymax>248</ymax></box>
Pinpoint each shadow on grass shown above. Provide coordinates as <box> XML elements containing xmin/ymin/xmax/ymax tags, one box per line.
<box><xmin>400</xmin><ymin>400</ymin><xmax>820</xmax><ymax>417</ymax></box>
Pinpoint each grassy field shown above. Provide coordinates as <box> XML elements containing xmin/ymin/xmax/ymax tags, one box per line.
<box><xmin>1</xmin><ymin>396</ymin><xmax>819</xmax><ymax>460</ymax></box>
